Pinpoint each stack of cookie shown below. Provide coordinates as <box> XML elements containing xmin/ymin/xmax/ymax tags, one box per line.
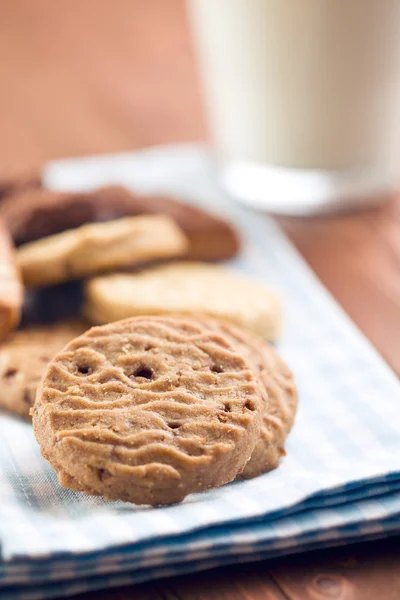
<box><xmin>32</xmin><ymin>315</ymin><xmax>297</xmax><ymax>505</ymax></box>
<box><xmin>0</xmin><ymin>172</ymin><xmax>297</xmax><ymax>504</ymax></box>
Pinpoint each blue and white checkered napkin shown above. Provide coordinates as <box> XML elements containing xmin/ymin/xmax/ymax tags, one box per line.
<box><xmin>1</xmin><ymin>145</ymin><xmax>400</xmax><ymax>600</ymax></box>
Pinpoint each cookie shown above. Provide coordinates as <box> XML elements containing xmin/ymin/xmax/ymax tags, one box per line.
<box><xmin>17</xmin><ymin>215</ymin><xmax>188</xmax><ymax>287</ymax></box>
<box><xmin>84</xmin><ymin>262</ymin><xmax>281</xmax><ymax>341</ymax></box>
<box><xmin>241</xmin><ymin>333</ymin><xmax>297</xmax><ymax>478</ymax></box>
<box><xmin>93</xmin><ymin>186</ymin><xmax>240</xmax><ymax>261</ymax></box>
<box><xmin>0</xmin><ymin>164</ymin><xmax>42</xmax><ymax>202</ymax></box>
<box><xmin>32</xmin><ymin>316</ymin><xmax>263</xmax><ymax>505</ymax></box>
<box><xmin>0</xmin><ymin>218</ymin><xmax>23</xmax><ymax>340</ymax></box>
<box><xmin>0</xmin><ymin>321</ymin><xmax>88</xmax><ymax>418</ymax></box>
<box><xmin>195</xmin><ymin>318</ymin><xmax>297</xmax><ymax>477</ymax></box>
<box><xmin>0</xmin><ymin>188</ymin><xmax>101</xmax><ymax>246</ymax></box>
<box><xmin>0</xmin><ymin>185</ymin><xmax>240</xmax><ymax>261</ymax></box>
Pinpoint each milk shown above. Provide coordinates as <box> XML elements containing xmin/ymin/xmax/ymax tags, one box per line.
<box><xmin>188</xmin><ymin>0</ymin><xmax>400</xmax><ymax>174</ymax></box>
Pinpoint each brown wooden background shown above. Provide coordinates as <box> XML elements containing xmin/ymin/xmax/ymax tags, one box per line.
<box><xmin>1</xmin><ymin>1</ymin><xmax>399</xmax><ymax>598</ymax></box>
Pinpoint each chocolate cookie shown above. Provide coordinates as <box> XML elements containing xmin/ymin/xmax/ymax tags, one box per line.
<box><xmin>0</xmin><ymin>185</ymin><xmax>240</xmax><ymax>260</ymax></box>
<box><xmin>84</xmin><ymin>262</ymin><xmax>282</xmax><ymax>341</ymax></box>
<box><xmin>195</xmin><ymin>318</ymin><xmax>297</xmax><ymax>477</ymax></box>
<box><xmin>32</xmin><ymin>316</ymin><xmax>263</xmax><ymax>505</ymax></box>
<box><xmin>0</xmin><ymin>320</ymin><xmax>88</xmax><ymax>418</ymax></box>
<box><xmin>17</xmin><ymin>215</ymin><xmax>188</xmax><ymax>287</ymax></box>
<box><xmin>93</xmin><ymin>186</ymin><xmax>240</xmax><ymax>261</ymax></box>
<box><xmin>0</xmin><ymin>188</ymin><xmax>100</xmax><ymax>246</ymax></box>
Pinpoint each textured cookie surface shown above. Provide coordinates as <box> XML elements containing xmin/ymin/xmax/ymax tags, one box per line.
<box><xmin>32</xmin><ymin>316</ymin><xmax>263</xmax><ymax>505</ymax></box>
<box><xmin>84</xmin><ymin>263</ymin><xmax>281</xmax><ymax>341</ymax></box>
<box><xmin>241</xmin><ymin>334</ymin><xmax>297</xmax><ymax>478</ymax></box>
<box><xmin>195</xmin><ymin>319</ymin><xmax>297</xmax><ymax>477</ymax></box>
<box><xmin>0</xmin><ymin>185</ymin><xmax>240</xmax><ymax>260</ymax></box>
<box><xmin>0</xmin><ymin>321</ymin><xmax>87</xmax><ymax>418</ymax></box>
<box><xmin>0</xmin><ymin>218</ymin><xmax>23</xmax><ymax>340</ymax></box>
<box><xmin>17</xmin><ymin>215</ymin><xmax>188</xmax><ymax>286</ymax></box>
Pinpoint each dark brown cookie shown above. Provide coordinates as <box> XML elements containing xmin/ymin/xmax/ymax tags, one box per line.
<box><xmin>0</xmin><ymin>185</ymin><xmax>240</xmax><ymax>260</ymax></box>
<box><xmin>93</xmin><ymin>186</ymin><xmax>240</xmax><ymax>261</ymax></box>
<box><xmin>32</xmin><ymin>316</ymin><xmax>263</xmax><ymax>505</ymax></box>
<box><xmin>0</xmin><ymin>188</ymin><xmax>99</xmax><ymax>246</ymax></box>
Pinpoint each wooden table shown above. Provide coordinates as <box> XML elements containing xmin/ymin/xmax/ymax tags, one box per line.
<box><xmin>1</xmin><ymin>1</ymin><xmax>399</xmax><ymax>598</ymax></box>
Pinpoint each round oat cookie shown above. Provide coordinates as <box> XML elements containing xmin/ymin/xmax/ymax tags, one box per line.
<box><xmin>32</xmin><ymin>316</ymin><xmax>263</xmax><ymax>505</ymax></box>
<box><xmin>0</xmin><ymin>320</ymin><xmax>88</xmax><ymax>418</ymax></box>
<box><xmin>17</xmin><ymin>215</ymin><xmax>188</xmax><ymax>287</ymax></box>
<box><xmin>195</xmin><ymin>318</ymin><xmax>297</xmax><ymax>478</ymax></box>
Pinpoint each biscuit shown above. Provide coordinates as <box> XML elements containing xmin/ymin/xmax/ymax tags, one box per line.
<box><xmin>0</xmin><ymin>189</ymin><xmax>100</xmax><ymax>246</ymax></box>
<box><xmin>32</xmin><ymin>316</ymin><xmax>263</xmax><ymax>505</ymax></box>
<box><xmin>0</xmin><ymin>321</ymin><xmax>87</xmax><ymax>418</ymax></box>
<box><xmin>0</xmin><ymin>164</ymin><xmax>42</xmax><ymax>202</ymax></box>
<box><xmin>84</xmin><ymin>263</ymin><xmax>281</xmax><ymax>341</ymax></box>
<box><xmin>17</xmin><ymin>215</ymin><xmax>188</xmax><ymax>287</ymax></box>
<box><xmin>0</xmin><ymin>185</ymin><xmax>240</xmax><ymax>261</ymax></box>
<box><xmin>195</xmin><ymin>318</ymin><xmax>297</xmax><ymax>477</ymax></box>
<box><xmin>0</xmin><ymin>218</ymin><xmax>23</xmax><ymax>340</ymax></box>
<box><xmin>241</xmin><ymin>334</ymin><xmax>297</xmax><ymax>478</ymax></box>
<box><xmin>93</xmin><ymin>186</ymin><xmax>240</xmax><ymax>261</ymax></box>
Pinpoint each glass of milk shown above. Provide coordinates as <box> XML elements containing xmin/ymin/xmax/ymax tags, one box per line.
<box><xmin>188</xmin><ymin>0</ymin><xmax>400</xmax><ymax>214</ymax></box>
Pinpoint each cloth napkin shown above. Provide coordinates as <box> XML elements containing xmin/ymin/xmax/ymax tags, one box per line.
<box><xmin>1</xmin><ymin>145</ymin><xmax>399</xmax><ymax>600</ymax></box>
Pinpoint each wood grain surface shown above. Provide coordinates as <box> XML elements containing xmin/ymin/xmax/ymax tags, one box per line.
<box><xmin>0</xmin><ymin>1</ymin><xmax>399</xmax><ymax>598</ymax></box>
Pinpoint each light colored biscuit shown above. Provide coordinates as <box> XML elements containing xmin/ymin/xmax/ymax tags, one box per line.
<box><xmin>84</xmin><ymin>263</ymin><xmax>281</xmax><ymax>341</ymax></box>
<box><xmin>17</xmin><ymin>215</ymin><xmax>188</xmax><ymax>287</ymax></box>
<box><xmin>195</xmin><ymin>318</ymin><xmax>297</xmax><ymax>478</ymax></box>
<box><xmin>32</xmin><ymin>316</ymin><xmax>263</xmax><ymax>505</ymax></box>
<box><xmin>0</xmin><ymin>321</ymin><xmax>88</xmax><ymax>418</ymax></box>
<box><xmin>0</xmin><ymin>218</ymin><xmax>23</xmax><ymax>340</ymax></box>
